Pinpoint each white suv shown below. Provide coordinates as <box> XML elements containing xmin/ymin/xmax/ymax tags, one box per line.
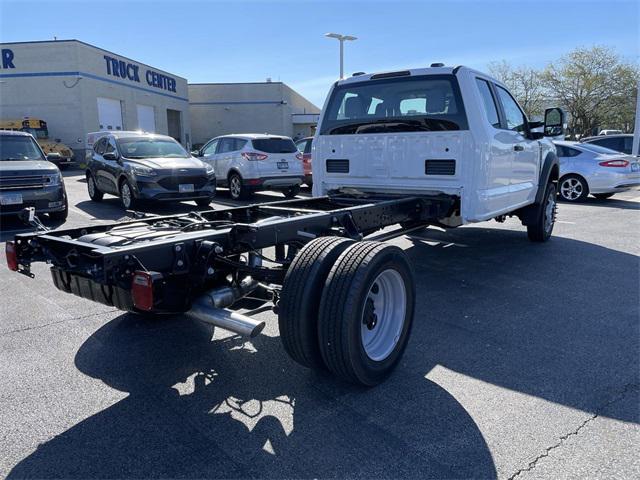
<box><xmin>196</xmin><ymin>134</ymin><xmax>304</xmax><ymax>200</ymax></box>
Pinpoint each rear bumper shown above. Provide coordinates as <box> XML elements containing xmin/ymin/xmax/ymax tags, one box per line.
<box><xmin>244</xmin><ymin>176</ymin><xmax>304</xmax><ymax>189</ymax></box>
<box><xmin>588</xmin><ymin>172</ymin><xmax>640</xmax><ymax>193</ymax></box>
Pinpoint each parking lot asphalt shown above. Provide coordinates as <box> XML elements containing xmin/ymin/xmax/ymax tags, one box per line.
<box><xmin>1</xmin><ymin>170</ymin><xmax>638</xmax><ymax>479</ymax></box>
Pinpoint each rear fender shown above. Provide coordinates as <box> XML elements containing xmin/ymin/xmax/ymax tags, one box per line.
<box><xmin>517</xmin><ymin>152</ymin><xmax>559</xmax><ymax>225</ymax></box>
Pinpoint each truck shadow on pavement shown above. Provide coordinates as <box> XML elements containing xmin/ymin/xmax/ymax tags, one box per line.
<box><xmin>7</xmin><ymin>226</ymin><xmax>639</xmax><ymax>479</ymax></box>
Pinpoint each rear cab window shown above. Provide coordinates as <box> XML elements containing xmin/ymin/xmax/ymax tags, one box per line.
<box><xmin>320</xmin><ymin>74</ymin><xmax>468</xmax><ymax>135</ymax></box>
<box><xmin>495</xmin><ymin>86</ymin><xmax>527</xmax><ymax>133</ymax></box>
<box><xmin>252</xmin><ymin>138</ymin><xmax>297</xmax><ymax>153</ymax></box>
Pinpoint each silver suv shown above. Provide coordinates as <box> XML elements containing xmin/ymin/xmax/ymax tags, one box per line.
<box><xmin>0</xmin><ymin>130</ymin><xmax>67</xmax><ymax>220</ymax></box>
<box><xmin>195</xmin><ymin>134</ymin><xmax>304</xmax><ymax>200</ymax></box>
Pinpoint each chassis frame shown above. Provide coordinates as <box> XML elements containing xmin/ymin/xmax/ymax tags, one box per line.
<box><xmin>11</xmin><ymin>193</ymin><xmax>457</xmax><ymax>313</ymax></box>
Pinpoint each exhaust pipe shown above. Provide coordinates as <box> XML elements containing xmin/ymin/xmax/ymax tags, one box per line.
<box><xmin>188</xmin><ymin>276</ymin><xmax>265</xmax><ymax>337</ymax></box>
<box><xmin>188</xmin><ymin>302</ymin><xmax>266</xmax><ymax>337</ymax></box>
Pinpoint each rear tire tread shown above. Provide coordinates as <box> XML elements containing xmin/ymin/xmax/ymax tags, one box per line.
<box><xmin>279</xmin><ymin>237</ymin><xmax>355</xmax><ymax>369</ymax></box>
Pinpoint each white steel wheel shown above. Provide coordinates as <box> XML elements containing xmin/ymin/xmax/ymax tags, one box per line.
<box><xmin>559</xmin><ymin>176</ymin><xmax>587</xmax><ymax>202</ymax></box>
<box><xmin>318</xmin><ymin>241</ymin><xmax>416</xmax><ymax>386</ymax></box>
<box><xmin>361</xmin><ymin>269</ymin><xmax>407</xmax><ymax>361</ymax></box>
<box><xmin>543</xmin><ymin>188</ymin><xmax>556</xmax><ymax>235</ymax></box>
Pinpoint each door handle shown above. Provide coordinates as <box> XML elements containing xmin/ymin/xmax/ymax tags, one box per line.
<box><xmin>514</xmin><ymin>145</ymin><xmax>524</xmax><ymax>152</ymax></box>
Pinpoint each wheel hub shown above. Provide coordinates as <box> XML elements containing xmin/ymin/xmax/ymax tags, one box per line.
<box><xmin>363</xmin><ymin>298</ymin><xmax>378</xmax><ymax>330</ymax></box>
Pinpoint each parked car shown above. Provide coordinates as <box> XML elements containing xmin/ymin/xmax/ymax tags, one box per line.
<box><xmin>295</xmin><ymin>136</ymin><xmax>313</xmax><ymax>186</ymax></box>
<box><xmin>86</xmin><ymin>131</ymin><xmax>216</xmax><ymax>210</ymax></box>
<box><xmin>598</xmin><ymin>129</ymin><xmax>623</xmax><ymax>136</ymax></box>
<box><xmin>196</xmin><ymin>134</ymin><xmax>304</xmax><ymax>200</ymax></box>
<box><xmin>0</xmin><ymin>130</ymin><xmax>68</xmax><ymax>220</ymax></box>
<box><xmin>554</xmin><ymin>140</ymin><xmax>640</xmax><ymax>201</ymax></box>
<box><xmin>581</xmin><ymin>134</ymin><xmax>634</xmax><ymax>155</ymax></box>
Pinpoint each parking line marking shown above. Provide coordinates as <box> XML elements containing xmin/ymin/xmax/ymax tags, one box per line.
<box><xmin>69</xmin><ymin>206</ymin><xmax>94</xmax><ymax>219</ymax></box>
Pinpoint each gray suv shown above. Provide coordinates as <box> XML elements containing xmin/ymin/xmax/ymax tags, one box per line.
<box><xmin>86</xmin><ymin>131</ymin><xmax>216</xmax><ymax>209</ymax></box>
<box><xmin>0</xmin><ymin>130</ymin><xmax>68</xmax><ymax>220</ymax></box>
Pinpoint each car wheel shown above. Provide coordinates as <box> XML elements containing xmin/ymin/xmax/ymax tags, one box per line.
<box><xmin>120</xmin><ymin>180</ymin><xmax>136</xmax><ymax>209</ymax></box>
<box><xmin>559</xmin><ymin>175</ymin><xmax>589</xmax><ymax>202</ymax></box>
<box><xmin>593</xmin><ymin>193</ymin><xmax>614</xmax><ymax>200</ymax></box>
<box><xmin>318</xmin><ymin>241</ymin><xmax>415</xmax><ymax>386</ymax></box>
<box><xmin>228</xmin><ymin>173</ymin><xmax>248</xmax><ymax>200</ymax></box>
<box><xmin>527</xmin><ymin>182</ymin><xmax>557</xmax><ymax>242</ymax></box>
<box><xmin>49</xmin><ymin>198</ymin><xmax>68</xmax><ymax>221</ymax></box>
<box><xmin>283</xmin><ymin>185</ymin><xmax>301</xmax><ymax>198</ymax></box>
<box><xmin>86</xmin><ymin>173</ymin><xmax>103</xmax><ymax>202</ymax></box>
<box><xmin>279</xmin><ymin>237</ymin><xmax>355</xmax><ymax>370</ymax></box>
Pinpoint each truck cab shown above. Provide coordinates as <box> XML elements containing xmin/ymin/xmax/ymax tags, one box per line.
<box><xmin>313</xmin><ymin>65</ymin><xmax>562</xmax><ymax>226</ymax></box>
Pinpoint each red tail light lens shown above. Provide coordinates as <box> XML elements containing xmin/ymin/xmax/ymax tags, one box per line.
<box><xmin>131</xmin><ymin>271</ymin><xmax>154</xmax><ymax>311</ymax></box>
<box><xmin>241</xmin><ymin>152</ymin><xmax>268</xmax><ymax>161</ymax></box>
<box><xmin>296</xmin><ymin>153</ymin><xmax>303</xmax><ymax>161</ymax></box>
<box><xmin>6</xmin><ymin>241</ymin><xmax>18</xmax><ymax>271</ymax></box>
<box><xmin>599</xmin><ymin>159</ymin><xmax>629</xmax><ymax>167</ymax></box>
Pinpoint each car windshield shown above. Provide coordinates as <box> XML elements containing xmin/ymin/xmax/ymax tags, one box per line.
<box><xmin>117</xmin><ymin>137</ymin><xmax>189</xmax><ymax>159</ymax></box>
<box><xmin>580</xmin><ymin>143</ymin><xmax>622</xmax><ymax>155</ymax></box>
<box><xmin>321</xmin><ymin>74</ymin><xmax>468</xmax><ymax>135</ymax></box>
<box><xmin>22</xmin><ymin>128</ymin><xmax>49</xmax><ymax>139</ymax></box>
<box><xmin>252</xmin><ymin>138</ymin><xmax>298</xmax><ymax>153</ymax></box>
<box><xmin>0</xmin><ymin>135</ymin><xmax>45</xmax><ymax>161</ymax></box>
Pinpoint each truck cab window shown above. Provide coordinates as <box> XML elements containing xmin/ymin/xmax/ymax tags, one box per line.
<box><xmin>475</xmin><ymin>78</ymin><xmax>500</xmax><ymax>128</ymax></box>
<box><xmin>495</xmin><ymin>86</ymin><xmax>526</xmax><ymax>132</ymax></box>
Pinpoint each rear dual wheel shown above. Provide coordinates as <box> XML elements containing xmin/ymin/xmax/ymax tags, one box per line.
<box><xmin>279</xmin><ymin>238</ymin><xmax>415</xmax><ymax>386</ymax></box>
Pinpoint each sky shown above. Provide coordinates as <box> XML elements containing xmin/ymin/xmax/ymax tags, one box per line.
<box><xmin>0</xmin><ymin>0</ymin><xmax>638</xmax><ymax>107</ymax></box>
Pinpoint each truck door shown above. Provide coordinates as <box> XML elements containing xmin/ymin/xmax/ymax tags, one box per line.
<box><xmin>494</xmin><ymin>85</ymin><xmax>539</xmax><ymax>205</ymax></box>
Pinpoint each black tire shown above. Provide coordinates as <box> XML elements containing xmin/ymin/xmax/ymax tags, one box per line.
<box><xmin>318</xmin><ymin>241</ymin><xmax>415</xmax><ymax>386</ymax></box>
<box><xmin>593</xmin><ymin>193</ymin><xmax>614</xmax><ymax>200</ymax></box>
<box><xmin>283</xmin><ymin>184</ymin><xmax>301</xmax><ymax>198</ymax></box>
<box><xmin>195</xmin><ymin>198</ymin><xmax>212</xmax><ymax>208</ymax></box>
<box><xmin>527</xmin><ymin>182</ymin><xmax>557</xmax><ymax>242</ymax></box>
<box><xmin>279</xmin><ymin>237</ymin><xmax>355</xmax><ymax>369</ymax></box>
<box><xmin>228</xmin><ymin>172</ymin><xmax>250</xmax><ymax>200</ymax></box>
<box><xmin>86</xmin><ymin>173</ymin><xmax>103</xmax><ymax>202</ymax></box>
<box><xmin>558</xmin><ymin>174</ymin><xmax>589</xmax><ymax>202</ymax></box>
<box><xmin>49</xmin><ymin>198</ymin><xmax>68</xmax><ymax>221</ymax></box>
<box><xmin>119</xmin><ymin>179</ymin><xmax>137</xmax><ymax>210</ymax></box>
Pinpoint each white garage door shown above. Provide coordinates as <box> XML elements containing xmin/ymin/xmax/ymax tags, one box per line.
<box><xmin>136</xmin><ymin>104</ymin><xmax>156</xmax><ymax>133</ymax></box>
<box><xmin>97</xmin><ymin>97</ymin><xmax>123</xmax><ymax>131</ymax></box>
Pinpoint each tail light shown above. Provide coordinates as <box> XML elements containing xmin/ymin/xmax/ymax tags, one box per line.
<box><xmin>599</xmin><ymin>159</ymin><xmax>629</xmax><ymax>167</ymax></box>
<box><xmin>241</xmin><ymin>152</ymin><xmax>268</xmax><ymax>161</ymax></box>
<box><xmin>296</xmin><ymin>153</ymin><xmax>303</xmax><ymax>161</ymax></box>
<box><xmin>6</xmin><ymin>241</ymin><xmax>18</xmax><ymax>271</ymax></box>
<box><xmin>131</xmin><ymin>271</ymin><xmax>155</xmax><ymax>311</ymax></box>
<box><xmin>303</xmin><ymin>154</ymin><xmax>312</xmax><ymax>164</ymax></box>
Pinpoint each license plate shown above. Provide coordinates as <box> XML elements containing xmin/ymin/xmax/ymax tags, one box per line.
<box><xmin>632</xmin><ymin>163</ymin><xmax>640</xmax><ymax>172</ymax></box>
<box><xmin>0</xmin><ymin>193</ymin><xmax>23</xmax><ymax>206</ymax></box>
<box><xmin>277</xmin><ymin>161</ymin><xmax>289</xmax><ymax>170</ymax></box>
<box><xmin>179</xmin><ymin>184</ymin><xmax>194</xmax><ymax>193</ymax></box>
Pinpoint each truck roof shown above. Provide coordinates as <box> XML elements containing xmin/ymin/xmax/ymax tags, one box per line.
<box><xmin>335</xmin><ymin>65</ymin><xmax>502</xmax><ymax>87</ymax></box>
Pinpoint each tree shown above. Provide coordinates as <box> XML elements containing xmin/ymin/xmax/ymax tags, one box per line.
<box><xmin>488</xmin><ymin>61</ymin><xmax>546</xmax><ymax>118</ymax></box>
<box><xmin>540</xmin><ymin>46</ymin><xmax>638</xmax><ymax>137</ymax></box>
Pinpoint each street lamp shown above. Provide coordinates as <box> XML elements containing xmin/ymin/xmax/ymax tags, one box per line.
<box><xmin>325</xmin><ymin>32</ymin><xmax>357</xmax><ymax>79</ymax></box>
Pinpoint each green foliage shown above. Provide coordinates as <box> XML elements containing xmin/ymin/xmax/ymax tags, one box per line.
<box><xmin>489</xmin><ymin>46</ymin><xmax>638</xmax><ymax>138</ymax></box>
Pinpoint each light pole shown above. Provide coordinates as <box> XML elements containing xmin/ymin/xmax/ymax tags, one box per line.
<box><xmin>325</xmin><ymin>33</ymin><xmax>357</xmax><ymax>79</ymax></box>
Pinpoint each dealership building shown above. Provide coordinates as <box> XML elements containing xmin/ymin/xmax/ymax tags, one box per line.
<box><xmin>0</xmin><ymin>39</ymin><xmax>320</xmax><ymax>159</ymax></box>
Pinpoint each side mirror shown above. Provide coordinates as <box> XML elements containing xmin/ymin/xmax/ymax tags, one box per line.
<box><xmin>191</xmin><ymin>150</ymin><xmax>201</xmax><ymax>157</ymax></box>
<box><xmin>103</xmin><ymin>152</ymin><xmax>119</xmax><ymax>161</ymax></box>
<box><xmin>544</xmin><ymin>108</ymin><xmax>565</xmax><ymax>137</ymax></box>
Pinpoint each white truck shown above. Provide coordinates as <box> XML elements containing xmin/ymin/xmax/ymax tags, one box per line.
<box><xmin>7</xmin><ymin>65</ymin><xmax>563</xmax><ymax>387</ymax></box>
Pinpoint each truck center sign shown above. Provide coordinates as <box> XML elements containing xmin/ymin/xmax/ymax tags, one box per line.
<box><xmin>103</xmin><ymin>54</ymin><xmax>177</xmax><ymax>93</ymax></box>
